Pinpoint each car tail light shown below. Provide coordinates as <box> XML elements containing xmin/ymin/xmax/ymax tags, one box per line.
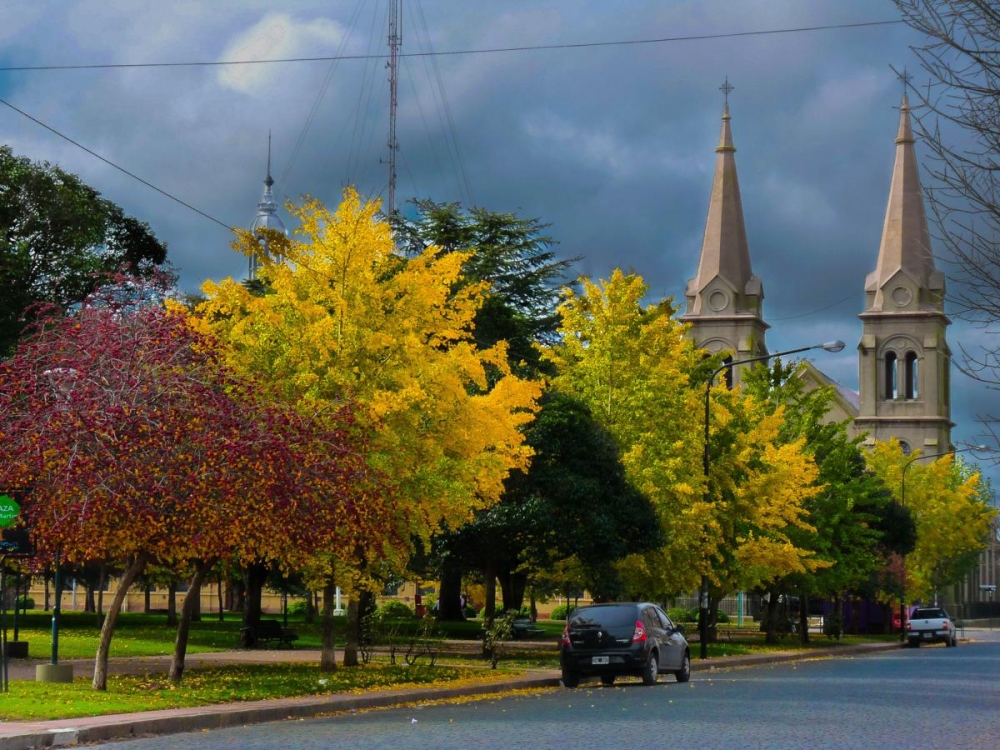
<box><xmin>561</xmin><ymin>624</ymin><xmax>571</xmax><ymax>646</ymax></box>
<box><xmin>942</xmin><ymin>621</ymin><xmax>950</xmax><ymax>631</ymax></box>
<box><xmin>632</xmin><ymin>620</ymin><xmax>647</xmax><ymax>643</ymax></box>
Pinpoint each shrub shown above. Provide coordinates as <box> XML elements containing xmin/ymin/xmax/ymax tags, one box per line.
<box><xmin>667</xmin><ymin>607</ymin><xmax>729</xmax><ymax>624</ymax></box>
<box><xmin>668</xmin><ymin>607</ymin><xmax>696</xmax><ymax>623</ymax></box>
<box><xmin>550</xmin><ymin>603</ymin><xmax>576</xmax><ymax>620</ymax></box>
<box><xmin>17</xmin><ymin>595</ymin><xmax>35</xmax><ymax>611</ymax></box>
<box><xmin>289</xmin><ymin>599</ymin><xmax>315</xmax><ymax>618</ymax></box>
<box><xmin>376</xmin><ymin>600</ymin><xmax>414</xmax><ymax>618</ymax></box>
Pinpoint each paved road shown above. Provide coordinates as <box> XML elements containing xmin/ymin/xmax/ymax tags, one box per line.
<box><xmin>86</xmin><ymin>632</ymin><xmax>1000</xmax><ymax>750</ymax></box>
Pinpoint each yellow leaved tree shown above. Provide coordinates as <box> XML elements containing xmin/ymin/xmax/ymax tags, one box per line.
<box><xmin>187</xmin><ymin>188</ymin><xmax>541</xmax><ymax>584</ymax></box>
<box><xmin>546</xmin><ymin>270</ymin><xmax>706</xmax><ymax>595</ymax></box>
<box><xmin>547</xmin><ymin>269</ymin><xmax>826</xmax><ymax>604</ymax></box>
<box><xmin>867</xmin><ymin>440</ymin><xmax>992</xmax><ymax>603</ymax></box>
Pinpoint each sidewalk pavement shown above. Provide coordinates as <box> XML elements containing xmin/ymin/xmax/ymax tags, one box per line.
<box><xmin>0</xmin><ymin>637</ymin><xmax>924</xmax><ymax>750</ymax></box>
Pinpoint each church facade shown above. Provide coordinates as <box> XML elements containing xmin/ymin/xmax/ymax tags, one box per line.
<box><xmin>680</xmin><ymin>91</ymin><xmax>953</xmax><ymax>453</ymax></box>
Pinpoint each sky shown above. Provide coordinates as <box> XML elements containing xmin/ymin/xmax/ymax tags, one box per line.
<box><xmin>2</xmin><ymin>0</ymin><xmax>997</xmax><ymax>481</ymax></box>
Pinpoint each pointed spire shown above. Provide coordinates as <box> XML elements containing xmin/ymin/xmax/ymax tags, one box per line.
<box><xmin>865</xmin><ymin>92</ymin><xmax>940</xmax><ymax>310</ymax></box>
<box><xmin>250</xmin><ymin>134</ymin><xmax>287</xmax><ymax>280</ymax></box>
<box><xmin>684</xmin><ymin>91</ymin><xmax>759</xmax><ymax>316</ymax></box>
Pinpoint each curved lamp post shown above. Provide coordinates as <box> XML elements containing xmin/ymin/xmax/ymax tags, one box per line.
<box><xmin>699</xmin><ymin>340</ymin><xmax>846</xmax><ymax>659</ymax></box>
<box><xmin>898</xmin><ymin>444</ymin><xmax>991</xmax><ymax>642</ymax></box>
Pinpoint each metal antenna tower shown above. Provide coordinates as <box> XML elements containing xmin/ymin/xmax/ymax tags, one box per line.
<box><xmin>387</xmin><ymin>0</ymin><xmax>402</xmax><ymax>215</ymax></box>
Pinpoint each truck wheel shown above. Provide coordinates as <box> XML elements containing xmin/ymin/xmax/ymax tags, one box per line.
<box><xmin>908</xmin><ymin>638</ymin><xmax>920</xmax><ymax>648</ymax></box>
<box><xmin>600</xmin><ymin>675</ymin><xmax>616</xmax><ymax>686</ymax></box>
<box><xmin>562</xmin><ymin>670</ymin><xmax>580</xmax><ymax>688</ymax></box>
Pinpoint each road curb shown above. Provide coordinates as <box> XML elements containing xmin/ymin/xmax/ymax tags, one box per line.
<box><xmin>0</xmin><ymin>642</ymin><xmax>902</xmax><ymax>749</ymax></box>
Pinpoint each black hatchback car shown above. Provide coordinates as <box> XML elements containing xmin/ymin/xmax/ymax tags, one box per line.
<box><xmin>560</xmin><ymin>602</ymin><xmax>691</xmax><ymax>687</ymax></box>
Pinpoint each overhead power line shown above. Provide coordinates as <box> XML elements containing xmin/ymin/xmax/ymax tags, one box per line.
<box><xmin>0</xmin><ymin>96</ymin><xmax>233</xmax><ymax>231</ymax></box>
<box><xmin>0</xmin><ymin>20</ymin><xmax>904</xmax><ymax>72</ymax></box>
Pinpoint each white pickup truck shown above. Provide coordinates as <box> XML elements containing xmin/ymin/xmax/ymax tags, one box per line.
<box><xmin>906</xmin><ymin>606</ymin><xmax>958</xmax><ymax>648</ymax></box>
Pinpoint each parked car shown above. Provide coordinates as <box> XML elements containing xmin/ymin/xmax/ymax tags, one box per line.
<box><xmin>560</xmin><ymin>602</ymin><xmax>691</xmax><ymax>688</ymax></box>
<box><xmin>906</xmin><ymin>606</ymin><xmax>958</xmax><ymax>648</ymax></box>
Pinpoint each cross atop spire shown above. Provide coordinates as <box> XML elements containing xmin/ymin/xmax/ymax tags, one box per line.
<box><xmin>897</xmin><ymin>67</ymin><xmax>912</xmax><ymax>92</ymax></box>
<box><xmin>719</xmin><ymin>76</ymin><xmax>734</xmax><ymax>106</ymax></box>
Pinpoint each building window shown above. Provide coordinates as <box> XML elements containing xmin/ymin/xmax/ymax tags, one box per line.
<box><xmin>899</xmin><ymin>440</ymin><xmax>912</xmax><ymax>456</ymax></box>
<box><xmin>885</xmin><ymin>352</ymin><xmax>898</xmax><ymax>400</ymax></box>
<box><xmin>904</xmin><ymin>351</ymin><xmax>918</xmax><ymax>399</ymax></box>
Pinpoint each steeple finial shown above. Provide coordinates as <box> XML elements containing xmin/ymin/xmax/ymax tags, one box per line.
<box><xmin>716</xmin><ymin>78</ymin><xmax>735</xmax><ymax>153</ymax></box>
<box><xmin>719</xmin><ymin>76</ymin><xmax>734</xmax><ymax>106</ymax></box>
<box><xmin>265</xmin><ymin>131</ymin><xmax>274</xmax><ymax>188</ymax></box>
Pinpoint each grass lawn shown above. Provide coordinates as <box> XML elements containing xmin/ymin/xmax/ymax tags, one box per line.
<box><xmin>0</xmin><ymin>662</ymin><xmax>521</xmax><ymax>721</ymax></box>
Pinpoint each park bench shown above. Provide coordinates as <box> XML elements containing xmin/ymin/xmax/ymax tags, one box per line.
<box><xmin>240</xmin><ymin>619</ymin><xmax>299</xmax><ymax>649</ymax></box>
<box><xmin>511</xmin><ymin>617</ymin><xmax>545</xmax><ymax>639</ymax></box>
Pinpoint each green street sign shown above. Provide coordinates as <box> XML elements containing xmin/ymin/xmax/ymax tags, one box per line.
<box><xmin>0</xmin><ymin>492</ymin><xmax>21</xmax><ymax>528</ymax></box>
<box><xmin>0</xmin><ymin>489</ymin><xmax>32</xmax><ymax>556</ymax></box>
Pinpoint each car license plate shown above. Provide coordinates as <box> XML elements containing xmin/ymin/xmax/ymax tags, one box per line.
<box><xmin>923</xmin><ymin>632</ymin><xmax>932</xmax><ymax>639</ymax></box>
<box><xmin>592</xmin><ymin>656</ymin><xmax>609</xmax><ymax>665</ymax></box>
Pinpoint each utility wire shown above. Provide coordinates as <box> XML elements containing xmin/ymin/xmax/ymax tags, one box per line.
<box><xmin>0</xmin><ymin>20</ymin><xmax>904</xmax><ymax>72</ymax></box>
<box><xmin>0</xmin><ymin>96</ymin><xmax>233</xmax><ymax>231</ymax></box>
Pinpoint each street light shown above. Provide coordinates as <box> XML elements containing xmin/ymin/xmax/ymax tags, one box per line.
<box><xmin>699</xmin><ymin>340</ymin><xmax>846</xmax><ymax>659</ymax></box>
<box><xmin>898</xmin><ymin>444</ymin><xmax>991</xmax><ymax>642</ymax></box>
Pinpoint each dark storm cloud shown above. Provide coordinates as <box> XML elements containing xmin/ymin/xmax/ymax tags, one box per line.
<box><xmin>2</xmin><ymin>0</ymin><xmax>997</xmax><ymax>476</ymax></box>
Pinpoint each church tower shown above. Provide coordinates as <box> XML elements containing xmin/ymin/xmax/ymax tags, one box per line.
<box><xmin>681</xmin><ymin>87</ymin><xmax>768</xmax><ymax>386</ymax></box>
<box><xmin>855</xmin><ymin>93</ymin><xmax>952</xmax><ymax>453</ymax></box>
<box><xmin>249</xmin><ymin>135</ymin><xmax>287</xmax><ymax>281</ymax></box>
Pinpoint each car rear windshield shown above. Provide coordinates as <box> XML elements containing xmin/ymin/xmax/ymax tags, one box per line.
<box><xmin>912</xmin><ymin>608</ymin><xmax>945</xmax><ymax>619</ymax></box>
<box><xmin>569</xmin><ymin>606</ymin><xmax>638</xmax><ymax>628</ymax></box>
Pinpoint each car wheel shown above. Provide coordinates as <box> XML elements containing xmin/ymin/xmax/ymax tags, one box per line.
<box><xmin>562</xmin><ymin>670</ymin><xmax>580</xmax><ymax>688</ymax></box>
<box><xmin>600</xmin><ymin>674</ymin><xmax>616</xmax><ymax>686</ymax></box>
<box><xmin>641</xmin><ymin>652</ymin><xmax>659</xmax><ymax>686</ymax></box>
<box><xmin>674</xmin><ymin>651</ymin><xmax>691</xmax><ymax>683</ymax></box>
<box><xmin>948</xmin><ymin>635</ymin><xmax>957</xmax><ymax>648</ymax></box>
<box><xmin>908</xmin><ymin>638</ymin><xmax>920</xmax><ymax>648</ymax></box>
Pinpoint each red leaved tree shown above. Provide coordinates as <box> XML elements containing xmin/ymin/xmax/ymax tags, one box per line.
<box><xmin>0</xmin><ymin>278</ymin><xmax>389</xmax><ymax>688</ymax></box>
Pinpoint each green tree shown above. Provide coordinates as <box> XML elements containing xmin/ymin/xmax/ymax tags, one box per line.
<box><xmin>0</xmin><ymin>146</ymin><xmax>168</xmax><ymax>354</ymax></box>
<box><xmin>740</xmin><ymin>362</ymin><xmax>900</xmax><ymax>641</ymax></box>
<box><xmin>390</xmin><ymin>200</ymin><xmax>577</xmax><ymax>618</ymax></box>
<box><xmin>390</xmin><ymin>199</ymin><xmax>576</xmax><ymax>376</ymax></box>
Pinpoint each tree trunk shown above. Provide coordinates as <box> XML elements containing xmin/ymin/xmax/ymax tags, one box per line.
<box><xmin>144</xmin><ymin>583</ymin><xmax>151</xmax><ymax>614</ymax></box>
<box><xmin>96</xmin><ymin>563</ymin><xmax>106</xmax><ymax>618</ymax></box>
<box><xmin>483</xmin><ymin>561</ymin><xmax>497</xmax><ymax>621</ymax></box>
<box><xmin>166</xmin><ymin>580</ymin><xmax>178</xmax><ymax>626</ymax></box>
<box><xmin>500</xmin><ymin>571</ymin><xmax>527</xmax><ymax>613</ymax></box>
<box><xmin>343</xmin><ymin>597</ymin><xmax>360</xmax><ymax>667</ymax></box>
<box><xmin>169</xmin><ymin>559</ymin><xmax>214</xmax><ymax>684</ymax></box>
<box><xmin>242</xmin><ymin>563</ymin><xmax>266</xmax><ymax>625</ymax></box>
<box><xmin>93</xmin><ymin>554</ymin><xmax>148</xmax><ymax>690</ymax></box>
<box><xmin>84</xmin><ymin>583</ymin><xmax>96</xmax><ymax>613</ymax></box>
<box><xmin>217</xmin><ymin>575</ymin><xmax>225</xmax><ymax>622</ymax></box>
<box><xmin>320</xmin><ymin>577</ymin><xmax>337</xmax><ymax>672</ymax></box>
<box><xmin>437</xmin><ymin>564</ymin><xmax>464</xmax><ymax>621</ymax></box>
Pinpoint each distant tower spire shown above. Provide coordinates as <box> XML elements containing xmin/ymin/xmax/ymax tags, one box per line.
<box><xmin>250</xmin><ymin>133</ymin><xmax>287</xmax><ymax>281</ymax></box>
<box><xmin>680</xmin><ymin>80</ymin><xmax>767</xmax><ymax>384</ymax></box>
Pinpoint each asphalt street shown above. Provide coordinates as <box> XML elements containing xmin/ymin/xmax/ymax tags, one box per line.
<box><xmin>83</xmin><ymin>630</ymin><xmax>1000</xmax><ymax>750</ymax></box>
